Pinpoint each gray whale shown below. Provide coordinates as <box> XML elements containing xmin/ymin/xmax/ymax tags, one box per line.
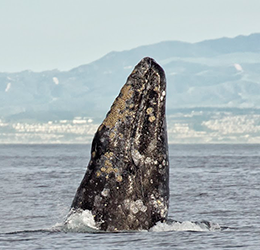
<box><xmin>71</xmin><ymin>57</ymin><xmax>169</xmax><ymax>231</ymax></box>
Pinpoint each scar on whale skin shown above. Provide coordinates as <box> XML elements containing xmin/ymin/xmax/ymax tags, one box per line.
<box><xmin>71</xmin><ymin>57</ymin><xmax>169</xmax><ymax>231</ymax></box>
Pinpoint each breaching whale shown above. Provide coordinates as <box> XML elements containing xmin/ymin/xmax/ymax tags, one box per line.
<box><xmin>71</xmin><ymin>57</ymin><xmax>169</xmax><ymax>231</ymax></box>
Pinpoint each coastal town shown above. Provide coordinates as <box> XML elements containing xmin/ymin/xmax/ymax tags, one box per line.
<box><xmin>1</xmin><ymin>111</ymin><xmax>260</xmax><ymax>144</ymax></box>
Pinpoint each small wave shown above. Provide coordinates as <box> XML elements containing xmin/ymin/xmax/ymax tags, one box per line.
<box><xmin>3</xmin><ymin>229</ymin><xmax>52</xmax><ymax>235</ymax></box>
<box><xmin>2</xmin><ymin>220</ymin><xmax>222</xmax><ymax>236</ymax></box>
<box><xmin>51</xmin><ymin>209</ymin><xmax>221</xmax><ymax>233</ymax></box>
<box><xmin>149</xmin><ymin>220</ymin><xmax>222</xmax><ymax>232</ymax></box>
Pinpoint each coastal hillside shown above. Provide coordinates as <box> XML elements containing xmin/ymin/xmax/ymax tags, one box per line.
<box><xmin>0</xmin><ymin>33</ymin><xmax>260</xmax><ymax>143</ymax></box>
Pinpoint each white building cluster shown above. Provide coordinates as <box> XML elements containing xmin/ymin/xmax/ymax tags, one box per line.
<box><xmin>0</xmin><ymin>117</ymin><xmax>98</xmax><ymax>144</ymax></box>
<box><xmin>1</xmin><ymin>113</ymin><xmax>260</xmax><ymax>144</ymax></box>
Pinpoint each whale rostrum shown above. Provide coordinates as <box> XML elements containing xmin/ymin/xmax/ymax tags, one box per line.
<box><xmin>71</xmin><ymin>57</ymin><xmax>169</xmax><ymax>231</ymax></box>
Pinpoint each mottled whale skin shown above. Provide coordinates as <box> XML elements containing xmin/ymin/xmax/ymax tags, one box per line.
<box><xmin>71</xmin><ymin>57</ymin><xmax>169</xmax><ymax>231</ymax></box>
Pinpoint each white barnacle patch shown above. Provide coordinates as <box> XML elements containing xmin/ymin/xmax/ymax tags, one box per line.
<box><xmin>145</xmin><ymin>157</ymin><xmax>152</xmax><ymax>164</ymax></box>
<box><xmin>131</xmin><ymin>149</ymin><xmax>143</xmax><ymax>166</ymax></box>
<box><xmin>150</xmin><ymin>194</ymin><xmax>165</xmax><ymax>210</ymax></box>
<box><xmin>160</xmin><ymin>90</ymin><xmax>166</xmax><ymax>101</ymax></box>
<box><xmin>130</xmin><ymin>203</ymin><xmax>139</xmax><ymax>214</ymax></box>
<box><xmin>128</xmin><ymin>175</ymin><xmax>134</xmax><ymax>193</ymax></box>
<box><xmin>160</xmin><ymin>209</ymin><xmax>166</xmax><ymax>218</ymax></box>
<box><xmin>135</xmin><ymin>199</ymin><xmax>147</xmax><ymax>213</ymax></box>
<box><xmin>140</xmin><ymin>206</ymin><xmax>148</xmax><ymax>213</ymax></box>
<box><xmin>158</xmin><ymin>168</ymin><xmax>166</xmax><ymax>175</ymax></box>
<box><xmin>129</xmin><ymin>199</ymin><xmax>147</xmax><ymax>214</ymax></box>
<box><xmin>94</xmin><ymin>195</ymin><xmax>102</xmax><ymax>207</ymax></box>
<box><xmin>150</xmin><ymin>194</ymin><xmax>157</xmax><ymax>207</ymax></box>
<box><xmin>149</xmin><ymin>194</ymin><xmax>167</xmax><ymax>219</ymax></box>
<box><xmin>101</xmin><ymin>188</ymin><xmax>110</xmax><ymax>197</ymax></box>
<box><xmin>124</xmin><ymin>199</ymin><xmax>131</xmax><ymax>210</ymax></box>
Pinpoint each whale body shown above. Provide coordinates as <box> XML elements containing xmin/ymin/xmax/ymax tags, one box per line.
<box><xmin>71</xmin><ymin>57</ymin><xmax>169</xmax><ymax>231</ymax></box>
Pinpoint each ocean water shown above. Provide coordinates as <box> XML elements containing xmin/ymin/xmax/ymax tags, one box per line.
<box><xmin>0</xmin><ymin>144</ymin><xmax>259</xmax><ymax>249</ymax></box>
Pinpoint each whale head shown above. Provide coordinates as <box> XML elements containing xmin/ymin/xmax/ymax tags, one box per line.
<box><xmin>71</xmin><ymin>57</ymin><xmax>169</xmax><ymax>231</ymax></box>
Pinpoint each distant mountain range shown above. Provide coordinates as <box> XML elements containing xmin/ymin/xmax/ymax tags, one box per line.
<box><xmin>1</xmin><ymin>33</ymin><xmax>260</xmax><ymax>122</ymax></box>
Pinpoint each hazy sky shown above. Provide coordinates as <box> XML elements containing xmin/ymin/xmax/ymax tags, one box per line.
<box><xmin>1</xmin><ymin>0</ymin><xmax>259</xmax><ymax>72</ymax></box>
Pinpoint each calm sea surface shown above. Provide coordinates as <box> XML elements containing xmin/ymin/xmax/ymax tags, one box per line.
<box><xmin>0</xmin><ymin>144</ymin><xmax>259</xmax><ymax>249</ymax></box>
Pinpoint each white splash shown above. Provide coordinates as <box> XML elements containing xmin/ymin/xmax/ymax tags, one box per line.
<box><xmin>61</xmin><ymin>209</ymin><xmax>99</xmax><ymax>232</ymax></box>
<box><xmin>52</xmin><ymin>208</ymin><xmax>221</xmax><ymax>233</ymax></box>
<box><xmin>149</xmin><ymin>220</ymin><xmax>221</xmax><ymax>232</ymax></box>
